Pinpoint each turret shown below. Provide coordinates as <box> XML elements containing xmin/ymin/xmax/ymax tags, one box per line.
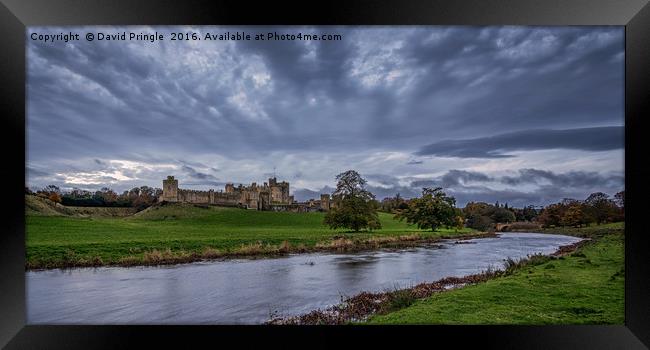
<box><xmin>162</xmin><ymin>176</ymin><xmax>179</xmax><ymax>202</ymax></box>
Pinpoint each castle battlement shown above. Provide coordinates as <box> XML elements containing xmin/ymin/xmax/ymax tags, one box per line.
<box><xmin>161</xmin><ymin>176</ymin><xmax>292</xmax><ymax>210</ymax></box>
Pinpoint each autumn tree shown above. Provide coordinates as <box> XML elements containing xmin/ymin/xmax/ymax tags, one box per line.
<box><xmin>48</xmin><ymin>192</ymin><xmax>62</xmax><ymax>204</ymax></box>
<box><xmin>537</xmin><ymin>203</ymin><xmax>566</xmax><ymax>227</ymax></box>
<box><xmin>37</xmin><ymin>185</ymin><xmax>62</xmax><ymax>204</ymax></box>
<box><xmin>560</xmin><ymin>203</ymin><xmax>588</xmax><ymax>227</ymax></box>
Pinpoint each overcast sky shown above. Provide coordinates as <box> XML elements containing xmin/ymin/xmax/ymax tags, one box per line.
<box><xmin>26</xmin><ymin>26</ymin><xmax>624</xmax><ymax>207</ymax></box>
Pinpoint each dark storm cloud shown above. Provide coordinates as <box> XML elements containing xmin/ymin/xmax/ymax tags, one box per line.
<box><xmin>366</xmin><ymin>174</ymin><xmax>402</xmax><ymax>186</ymax></box>
<box><xmin>500</xmin><ymin>168</ymin><xmax>624</xmax><ymax>188</ymax></box>
<box><xmin>26</xmin><ymin>26</ymin><xmax>624</xmax><ymax>200</ymax></box>
<box><xmin>410</xmin><ymin>170</ymin><xmax>493</xmax><ymax>188</ymax></box>
<box><xmin>181</xmin><ymin>165</ymin><xmax>219</xmax><ymax>181</ymax></box>
<box><xmin>27</xmin><ymin>167</ymin><xmax>49</xmax><ymax>178</ymax></box>
<box><xmin>27</xmin><ymin>26</ymin><xmax>623</xmax><ymax>159</ymax></box>
<box><xmin>416</xmin><ymin>126</ymin><xmax>624</xmax><ymax>158</ymax></box>
<box><xmin>441</xmin><ymin>170</ymin><xmax>493</xmax><ymax>186</ymax></box>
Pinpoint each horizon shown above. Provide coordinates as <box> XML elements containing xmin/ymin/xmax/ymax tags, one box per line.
<box><xmin>27</xmin><ymin>26</ymin><xmax>624</xmax><ymax>207</ymax></box>
<box><xmin>27</xmin><ymin>171</ymin><xmax>623</xmax><ymax>208</ymax></box>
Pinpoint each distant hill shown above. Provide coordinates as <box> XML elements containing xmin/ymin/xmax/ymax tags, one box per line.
<box><xmin>26</xmin><ymin>195</ymin><xmax>76</xmax><ymax>216</ymax></box>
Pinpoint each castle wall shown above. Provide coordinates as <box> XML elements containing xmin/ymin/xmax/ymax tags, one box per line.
<box><xmin>177</xmin><ymin>189</ymin><xmax>241</xmax><ymax>206</ymax></box>
<box><xmin>161</xmin><ymin>175</ymin><xmax>327</xmax><ymax>211</ymax></box>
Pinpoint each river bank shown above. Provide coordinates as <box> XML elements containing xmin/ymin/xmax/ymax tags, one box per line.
<box><xmin>26</xmin><ymin>229</ymin><xmax>495</xmax><ymax>270</ymax></box>
<box><xmin>268</xmin><ymin>222</ymin><xmax>623</xmax><ymax>325</ymax></box>
<box><xmin>27</xmin><ymin>201</ymin><xmax>484</xmax><ymax>270</ymax></box>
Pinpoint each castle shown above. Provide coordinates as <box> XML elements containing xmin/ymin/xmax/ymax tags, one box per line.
<box><xmin>161</xmin><ymin>176</ymin><xmax>332</xmax><ymax>212</ymax></box>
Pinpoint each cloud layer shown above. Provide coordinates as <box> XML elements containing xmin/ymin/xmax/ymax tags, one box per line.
<box><xmin>416</xmin><ymin>126</ymin><xmax>624</xmax><ymax>158</ymax></box>
<box><xmin>26</xmin><ymin>26</ymin><xmax>624</xmax><ymax>206</ymax></box>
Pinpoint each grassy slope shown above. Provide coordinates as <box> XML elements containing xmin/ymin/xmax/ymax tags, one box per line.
<box><xmin>26</xmin><ymin>195</ymin><xmax>136</xmax><ymax>217</ymax></box>
<box><xmin>26</xmin><ymin>202</ymin><xmax>474</xmax><ymax>268</ymax></box>
<box><xmin>367</xmin><ymin>222</ymin><xmax>624</xmax><ymax>324</ymax></box>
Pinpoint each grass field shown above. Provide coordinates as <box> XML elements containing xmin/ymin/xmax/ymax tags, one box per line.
<box><xmin>366</xmin><ymin>222</ymin><xmax>624</xmax><ymax>324</ymax></box>
<box><xmin>26</xmin><ymin>200</ymin><xmax>475</xmax><ymax>269</ymax></box>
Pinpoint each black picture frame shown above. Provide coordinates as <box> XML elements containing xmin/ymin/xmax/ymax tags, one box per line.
<box><xmin>1</xmin><ymin>0</ymin><xmax>648</xmax><ymax>348</ymax></box>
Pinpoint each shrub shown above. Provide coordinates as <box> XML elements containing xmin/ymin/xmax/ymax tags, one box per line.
<box><xmin>385</xmin><ymin>288</ymin><xmax>416</xmax><ymax>312</ymax></box>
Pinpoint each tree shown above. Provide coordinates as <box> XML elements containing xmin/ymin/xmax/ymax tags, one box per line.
<box><xmin>37</xmin><ymin>185</ymin><xmax>60</xmax><ymax>197</ymax></box>
<box><xmin>324</xmin><ymin>170</ymin><xmax>381</xmax><ymax>232</ymax></box>
<box><xmin>332</xmin><ymin>170</ymin><xmax>374</xmax><ymax>200</ymax></box>
<box><xmin>491</xmin><ymin>207</ymin><xmax>516</xmax><ymax>223</ymax></box>
<box><xmin>466</xmin><ymin>214</ymin><xmax>494</xmax><ymax>231</ymax></box>
<box><xmin>463</xmin><ymin>202</ymin><xmax>496</xmax><ymax>231</ymax></box>
<box><xmin>97</xmin><ymin>187</ymin><xmax>118</xmax><ymax>204</ymax></box>
<box><xmin>48</xmin><ymin>192</ymin><xmax>62</xmax><ymax>204</ymax></box>
<box><xmin>380</xmin><ymin>193</ymin><xmax>407</xmax><ymax>213</ymax></box>
<box><xmin>453</xmin><ymin>208</ymin><xmax>465</xmax><ymax>232</ymax></box>
<box><xmin>584</xmin><ymin>192</ymin><xmax>618</xmax><ymax>225</ymax></box>
<box><xmin>537</xmin><ymin>203</ymin><xmax>566</xmax><ymax>227</ymax></box>
<box><xmin>38</xmin><ymin>185</ymin><xmax>62</xmax><ymax>204</ymax></box>
<box><xmin>614</xmin><ymin>190</ymin><xmax>625</xmax><ymax>220</ymax></box>
<box><xmin>394</xmin><ymin>187</ymin><xmax>457</xmax><ymax>232</ymax></box>
<box><xmin>614</xmin><ymin>191</ymin><xmax>625</xmax><ymax>209</ymax></box>
<box><xmin>463</xmin><ymin>202</ymin><xmax>492</xmax><ymax>218</ymax></box>
<box><xmin>521</xmin><ymin>205</ymin><xmax>538</xmax><ymax>222</ymax></box>
<box><xmin>561</xmin><ymin>203</ymin><xmax>588</xmax><ymax>227</ymax></box>
<box><xmin>467</xmin><ymin>214</ymin><xmax>494</xmax><ymax>231</ymax></box>
<box><xmin>129</xmin><ymin>186</ymin><xmax>160</xmax><ymax>211</ymax></box>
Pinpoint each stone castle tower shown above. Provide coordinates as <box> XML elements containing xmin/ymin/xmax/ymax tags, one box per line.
<box><xmin>268</xmin><ymin>177</ymin><xmax>290</xmax><ymax>203</ymax></box>
<box><xmin>320</xmin><ymin>194</ymin><xmax>331</xmax><ymax>211</ymax></box>
<box><xmin>162</xmin><ymin>176</ymin><xmax>179</xmax><ymax>202</ymax></box>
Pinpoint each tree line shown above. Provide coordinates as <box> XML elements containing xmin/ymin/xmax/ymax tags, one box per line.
<box><xmin>536</xmin><ymin>191</ymin><xmax>624</xmax><ymax>228</ymax></box>
<box><xmin>324</xmin><ymin>170</ymin><xmax>624</xmax><ymax>232</ymax></box>
<box><xmin>28</xmin><ymin>172</ymin><xmax>624</xmax><ymax>231</ymax></box>
<box><xmin>26</xmin><ymin>185</ymin><xmax>163</xmax><ymax>211</ymax></box>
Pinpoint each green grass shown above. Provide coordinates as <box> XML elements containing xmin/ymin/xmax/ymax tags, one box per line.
<box><xmin>537</xmin><ymin>222</ymin><xmax>624</xmax><ymax>238</ymax></box>
<box><xmin>367</xmin><ymin>222</ymin><xmax>624</xmax><ymax>324</ymax></box>
<box><xmin>26</xmin><ymin>203</ymin><xmax>474</xmax><ymax>268</ymax></box>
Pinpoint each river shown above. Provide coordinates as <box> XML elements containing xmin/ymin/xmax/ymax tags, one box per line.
<box><xmin>26</xmin><ymin>232</ymin><xmax>581</xmax><ymax>324</ymax></box>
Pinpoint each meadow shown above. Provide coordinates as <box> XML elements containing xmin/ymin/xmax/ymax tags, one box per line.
<box><xmin>367</xmin><ymin>222</ymin><xmax>624</xmax><ymax>324</ymax></box>
<box><xmin>26</xmin><ymin>199</ymin><xmax>475</xmax><ymax>269</ymax></box>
